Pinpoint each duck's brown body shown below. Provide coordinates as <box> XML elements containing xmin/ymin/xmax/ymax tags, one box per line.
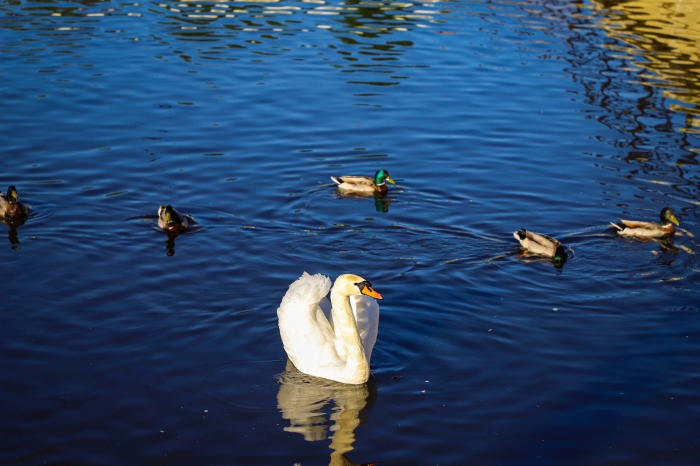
<box><xmin>157</xmin><ymin>204</ymin><xmax>188</xmax><ymax>232</ymax></box>
<box><xmin>513</xmin><ymin>229</ymin><xmax>567</xmax><ymax>263</ymax></box>
<box><xmin>331</xmin><ymin>176</ymin><xmax>388</xmax><ymax>193</ymax></box>
<box><xmin>330</xmin><ymin>169</ymin><xmax>395</xmax><ymax>194</ymax></box>
<box><xmin>612</xmin><ymin>219</ymin><xmax>675</xmax><ymax>237</ymax></box>
<box><xmin>0</xmin><ymin>186</ymin><xmax>29</xmax><ymax>219</ymax></box>
<box><xmin>610</xmin><ymin>208</ymin><xmax>679</xmax><ymax>238</ymax></box>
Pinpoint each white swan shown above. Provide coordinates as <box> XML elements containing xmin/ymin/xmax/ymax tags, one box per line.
<box><xmin>277</xmin><ymin>272</ymin><xmax>383</xmax><ymax>384</ymax></box>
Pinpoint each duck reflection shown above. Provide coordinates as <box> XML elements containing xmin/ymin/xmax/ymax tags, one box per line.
<box><xmin>335</xmin><ymin>192</ymin><xmax>393</xmax><ymax>213</ymax></box>
<box><xmin>373</xmin><ymin>195</ymin><xmax>390</xmax><ymax>213</ymax></box>
<box><xmin>160</xmin><ymin>222</ymin><xmax>202</xmax><ymax>256</ymax></box>
<box><xmin>277</xmin><ymin>361</ymin><xmax>379</xmax><ymax>466</ymax></box>
<box><xmin>164</xmin><ymin>231</ymin><xmax>178</xmax><ymax>256</ymax></box>
<box><xmin>515</xmin><ymin>251</ymin><xmax>568</xmax><ymax>270</ymax></box>
<box><xmin>3</xmin><ymin>217</ymin><xmax>27</xmax><ymax>248</ymax></box>
<box><xmin>655</xmin><ymin>239</ymin><xmax>680</xmax><ymax>265</ymax></box>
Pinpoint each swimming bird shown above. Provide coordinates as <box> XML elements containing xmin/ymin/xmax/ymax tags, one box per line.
<box><xmin>277</xmin><ymin>272</ymin><xmax>383</xmax><ymax>384</ymax></box>
<box><xmin>331</xmin><ymin>169</ymin><xmax>395</xmax><ymax>194</ymax></box>
<box><xmin>610</xmin><ymin>207</ymin><xmax>679</xmax><ymax>238</ymax></box>
<box><xmin>157</xmin><ymin>204</ymin><xmax>188</xmax><ymax>232</ymax></box>
<box><xmin>513</xmin><ymin>229</ymin><xmax>567</xmax><ymax>264</ymax></box>
<box><xmin>0</xmin><ymin>186</ymin><xmax>29</xmax><ymax>219</ymax></box>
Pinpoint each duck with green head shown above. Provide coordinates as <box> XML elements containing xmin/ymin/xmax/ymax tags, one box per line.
<box><xmin>157</xmin><ymin>204</ymin><xmax>189</xmax><ymax>233</ymax></box>
<box><xmin>610</xmin><ymin>207</ymin><xmax>679</xmax><ymax>238</ymax></box>
<box><xmin>0</xmin><ymin>186</ymin><xmax>29</xmax><ymax>219</ymax></box>
<box><xmin>331</xmin><ymin>169</ymin><xmax>396</xmax><ymax>194</ymax></box>
<box><xmin>513</xmin><ymin>229</ymin><xmax>568</xmax><ymax>265</ymax></box>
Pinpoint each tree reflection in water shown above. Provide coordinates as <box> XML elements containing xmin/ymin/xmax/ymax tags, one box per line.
<box><xmin>277</xmin><ymin>360</ymin><xmax>379</xmax><ymax>466</ymax></box>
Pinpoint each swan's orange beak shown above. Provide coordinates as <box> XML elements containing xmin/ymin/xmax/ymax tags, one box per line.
<box><xmin>362</xmin><ymin>286</ymin><xmax>383</xmax><ymax>300</ymax></box>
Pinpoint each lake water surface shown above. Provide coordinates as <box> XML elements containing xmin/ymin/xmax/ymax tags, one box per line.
<box><xmin>1</xmin><ymin>0</ymin><xmax>700</xmax><ymax>464</ymax></box>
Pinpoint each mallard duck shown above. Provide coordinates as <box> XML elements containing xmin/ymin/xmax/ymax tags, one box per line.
<box><xmin>331</xmin><ymin>169</ymin><xmax>395</xmax><ymax>194</ymax></box>
<box><xmin>278</xmin><ymin>272</ymin><xmax>383</xmax><ymax>384</ymax></box>
<box><xmin>514</xmin><ymin>229</ymin><xmax>567</xmax><ymax>264</ymax></box>
<box><xmin>0</xmin><ymin>186</ymin><xmax>29</xmax><ymax>219</ymax></box>
<box><xmin>610</xmin><ymin>207</ymin><xmax>679</xmax><ymax>238</ymax></box>
<box><xmin>157</xmin><ymin>204</ymin><xmax>188</xmax><ymax>232</ymax></box>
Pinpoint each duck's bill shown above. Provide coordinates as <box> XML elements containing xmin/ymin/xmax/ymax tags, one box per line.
<box><xmin>362</xmin><ymin>287</ymin><xmax>383</xmax><ymax>300</ymax></box>
<box><xmin>670</xmin><ymin>214</ymin><xmax>680</xmax><ymax>225</ymax></box>
<box><xmin>386</xmin><ymin>177</ymin><xmax>396</xmax><ymax>185</ymax></box>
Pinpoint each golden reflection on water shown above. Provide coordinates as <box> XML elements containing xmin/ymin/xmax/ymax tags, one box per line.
<box><xmin>277</xmin><ymin>361</ymin><xmax>378</xmax><ymax>466</ymax></box>
<box><xmin>591</xmin><ymin>0</ymin><xmax>700</xmax><ymax>127</ymax></box>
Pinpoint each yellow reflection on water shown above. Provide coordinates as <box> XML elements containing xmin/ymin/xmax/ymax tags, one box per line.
<box><xmin>591</xmin><ymin>0</ymin><xmax>700</xmax><ymax>121</ymax></box>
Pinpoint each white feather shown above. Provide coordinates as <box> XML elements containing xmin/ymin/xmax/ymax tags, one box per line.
<box><xmin>277</xmin><ymin>272</ymin><xmax>381</xmax><ymax>384</ymax></box>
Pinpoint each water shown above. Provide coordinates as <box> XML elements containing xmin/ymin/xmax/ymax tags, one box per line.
<box><xmin>1</xmin><ymin>0</ymin><xmax>699</xmax><ymax>464</ymax></box>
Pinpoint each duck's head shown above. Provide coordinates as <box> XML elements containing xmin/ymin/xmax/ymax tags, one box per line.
<box><xmin>553</xmin><ymin>245</ymin><xmax>568</xmax><ymax>265</ymax></box>
<box><xmin>6</xmin><ymin>186</ymin><xmax>19</xmax><ymax>203</ymax></box>
<box><xmin>159</xmin><ymin>205</ymin><xmax>176</xmax><ymax>223</ymax></box>
<box><xmin>660</xmin><ymin>207</ymin><xmax>679</xmax><ymax>226</ymax></box>
<box><xmin>335</xmin><ymin>274</ymin><xmax>383</xmax><ymax>299</ymax></box>
<box><xmin>374</xmin><ymin>169</ymin><xmax>395</xmax><ymax>186</ymax></box>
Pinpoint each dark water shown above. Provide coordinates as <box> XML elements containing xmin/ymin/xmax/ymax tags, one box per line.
<box><xmin>1</xmin><ymin>0</ymin><xmax>699</xmax><ymax>464</ymax></box>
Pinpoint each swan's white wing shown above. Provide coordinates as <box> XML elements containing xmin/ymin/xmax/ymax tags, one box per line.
<box><xmin>278</xmin><ymin>273</ymin><xmax>342</xmax><ymax>376</ymax></box>
<box><xmin>350</xmin><ymin>295</ymin><xmax>380</xmax><ymax>361</ymax></box>
<box><xmin>278</xmin><ymin>272</ymin><xmax>331</xmax><ymax>310</ymax></box>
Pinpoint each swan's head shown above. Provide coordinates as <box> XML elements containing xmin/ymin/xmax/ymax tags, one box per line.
<box><xmin>334</xmin><ymin>274</ymin><xmax>383</xmax><ymax>300</ymax></box>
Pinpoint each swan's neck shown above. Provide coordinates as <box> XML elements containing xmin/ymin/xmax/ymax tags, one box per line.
<box><xmin>330</xmin><ymin>289</ymin><xmax>369</xmax><ymax>384</ymax></box>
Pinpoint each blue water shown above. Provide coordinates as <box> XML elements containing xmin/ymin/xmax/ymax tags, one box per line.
<box><xmin>1</xmin><ymin>0</ymin><xmax>699</xmax><ymax>464</ymax></box>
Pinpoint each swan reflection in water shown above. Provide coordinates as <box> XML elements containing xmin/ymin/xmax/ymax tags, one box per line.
<box><xmin>277</xmin><ymin>361</ymin><xmax>379</xmax><ymax>466</ymax></box>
